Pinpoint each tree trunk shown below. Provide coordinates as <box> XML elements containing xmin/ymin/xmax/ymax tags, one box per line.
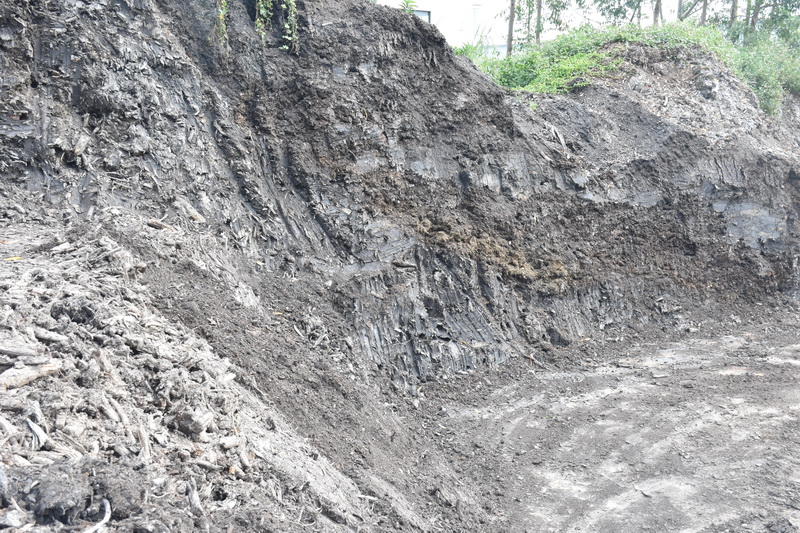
<box><xmin>525</xmin><ymin>0</ymin><xmax>533</xmax><ymax>43</ymax></box>
<box><xmin>729</xmin><ymin>0</ymin><xmax>739</xmax><ymax>27</ymax></box>
<box><xmin>678</xmin><ymin>0</ymin><xmax>701</xmax><ymax>21</ymax></box>
<box><xmin>700</xmin><ymin>0</ymin><xmax>708</xmax><ymax>25</ymax></box>
<box><xmin>507</xmin><ymin>0</ymin><xmax>516</xmax><ymax>56</ymax></box>
<box><xmin>535</xmin><ymin>0</ymin><xmax>542</xmax><ymax>44</ymax></box>
<box><xmin>749</xmin><ymin>0</ymin><xmax>763</xmax><ymax>28</ymax></box>
<box><xmin>653</xmin><ymin>0</ymin><xmax>662</xmax><ymax>27</ymax></box>
<box><xmin>677</xmin><ymin>0</ymin><xmax>684</xmax><ymax>20</ymax></box>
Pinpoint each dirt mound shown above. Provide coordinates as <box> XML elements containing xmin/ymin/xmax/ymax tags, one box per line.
<box><xmin>1</xmin><ymin>0</ymin><xmax>799</xmax><ymax>530</ymax></box>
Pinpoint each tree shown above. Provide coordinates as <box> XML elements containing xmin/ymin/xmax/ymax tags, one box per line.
<box><xmin>508</xmin><ymin>0</ymin><xmax>516</xmax><ymax>56</ymax></box>
<box><xmin>653</xmin><ymin>0</ymin><xmax>663</xmax><ymax>25</ymax></box>
<box><xmin>592</xmin><ymin>0</ymin><xmax>648</xmax><ymax>25</ymax></box>
<box><xmin>508</xmin><ymin>0</ymin><xmax>575</xmax><ymax>49</ymax></box>
<box><xmin>729</xmin><ymin>0</ymin><xmax>739</xmax><ymax>27</ymax></box>
<box><xmin>720</xmin><ymin>0</ymin><xmax>800</xmax><ymax>38</ymax></box>
<box><xmin>536</xmin><ymin>0</ymin><xmax>543</xmax><ymax>42</ymax></box>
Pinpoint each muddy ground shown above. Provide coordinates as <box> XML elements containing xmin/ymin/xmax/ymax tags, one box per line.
<box><xmin>1</xmin><ymin>0</ymin><xmax>799</xmax><ymax>531</ymax></box>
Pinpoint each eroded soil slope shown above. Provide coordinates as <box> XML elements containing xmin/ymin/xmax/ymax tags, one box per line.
<box><xmin>0</xmin><ymin>0</ymin><xmax>799</xmax><ymax>530</ymax></box>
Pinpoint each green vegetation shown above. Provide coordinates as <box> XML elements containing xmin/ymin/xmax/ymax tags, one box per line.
<box><xmin>459</xmin><ymin>22</ymin><xmax>800</xmax><ymax>113</ymax></box>
<box><xmin>400</xmin><ymin>0</ymin><xmax>418</xmax><ymax>13</ymax></box>
<box><xmin>734</xmin><ymin>33</ymin><xmax>800</xmax><ymax>113</ymax></box>
<box><xmin>279</xmin><ymin>0</ymin><xmax>299</xmax><ymax>53</ymax></box>
<box><xmin>255</xmin><ymin>0</ymin><xmax>273</xmax><ymax>44</ymax></box>
<box><xmin>453</xmin><ymin>42</ymin><xmax>485</xmax><ymax>61</ymax></box>
<box><xmin>453</xmin><ymin>35</ymin><xmax>493</xmax><ymax>62</ymax></box>
<box><xmin>211</xmin><ymin>0</ymin><xmax>298</xmax><ymax>54</ymax></box>
<box><xmin>213</xmin><ymin>0</ymin><xmax>229</xmax><ymax>44</ymax></box>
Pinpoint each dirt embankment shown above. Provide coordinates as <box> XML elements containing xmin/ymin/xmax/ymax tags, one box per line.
<box><xmin>1</xmin><ymin>0</ymin><xmax>799</xmax><ymax>531</ymax></box>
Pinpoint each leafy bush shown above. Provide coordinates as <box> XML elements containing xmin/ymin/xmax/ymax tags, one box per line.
<box><xmin>466</xmin><ymin>23</ymin><xmax>738</xmax><ymax>95</ymax></box>
<box><xmin>214</xmin><ymin>0</ymin><xmax>229</xmax><ymax>44</ymax></box>
<box><xmin>399</xmin><ymin>0</ymin><xmax>417</xmax><ymax>13</ymax></box>
<box><xmin>453</xmin><ymin>40</ymin><xmax>493</xmax><ymax>63</ymax></box>
<box><xmin>733</xmin><ymin>35</ymin><xmax>800</xmax><ymax>114</ymax></box>
<box><xmin>480</xmin><ymin>47</ymin><xmax>617</xmax><ymax>93</ymax></box>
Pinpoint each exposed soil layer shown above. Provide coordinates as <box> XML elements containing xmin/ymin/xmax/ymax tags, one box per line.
<box><xmin>1</xmin><ymin>0</ymin><xmax>799</xmax><ymax>530</ymax></box>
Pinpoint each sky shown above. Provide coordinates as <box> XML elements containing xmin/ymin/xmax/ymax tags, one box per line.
<box><xmin>377</xmin><ymin>0</ymin><xmax>705</xmax><ymax>48</ymax></box>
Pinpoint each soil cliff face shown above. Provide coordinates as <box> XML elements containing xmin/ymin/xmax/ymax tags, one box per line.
<box><xmin>1</xmin><ymin>0</ymin><xmax>799</xmax><ymax>531</ymax></box>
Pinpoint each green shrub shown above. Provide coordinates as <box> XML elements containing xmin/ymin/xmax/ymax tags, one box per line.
<box><xmin>399</xmin><ymin>0</ymin><xmax>417</xmax><ymax>13</ymax></box>
<box><xmin>732</xmin><ymin>35</ymin><xmax>800</xmax><ymax>113</ymax></box>
<box><xmin>736</xmin><ymin>40</ymin><xmax>784</xmax><ymax>114</ymax></box>
<box><xmin>469</xmin><ymin>23</ymin><xmax>738</xmax><ymax>96</ymax></box>
<box><xmin>454</xmin><ymin>39</ymin><xmax>492</xmax><ymax>63</ymax></box>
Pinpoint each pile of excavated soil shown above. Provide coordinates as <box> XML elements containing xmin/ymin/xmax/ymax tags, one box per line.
<box><xmin>1</xmin><ymin>0</ymin><xmax>799</xmax><ymax>530</ymax></box>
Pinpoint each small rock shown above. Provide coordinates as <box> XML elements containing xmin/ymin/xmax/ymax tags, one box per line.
<box><xmin>50</xmin><ymin>296</ymin><xmax>97</xmax><ymax>325</ymax></box>
<box><xmin>176</xmin><ymin>410</ymin><xmax>214</xmax><ymax>435</ymax></box>
<box><xmin>0</xmin><ymin>508</ymin><xmax>29</xmax><ymax>528</ymax></box>
<box><xmin>219</xmin><ymin>436</ymin><xmax>243</xmax><ymax>450</ymax></box>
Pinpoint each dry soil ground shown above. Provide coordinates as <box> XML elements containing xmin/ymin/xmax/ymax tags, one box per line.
<box><xmin>427</xmin><ymin>309</ymin><xmax>800</xmax><ymax>532</ymax></box>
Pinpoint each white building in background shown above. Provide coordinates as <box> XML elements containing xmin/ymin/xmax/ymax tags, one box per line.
<box><xmin>376</xmin><ymin>0</ymin><xmax>510</xmax><ymax>51</ymax></box>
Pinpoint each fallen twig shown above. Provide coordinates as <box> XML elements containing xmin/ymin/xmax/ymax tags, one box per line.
<box><xmin>107</xmin><ymin>396</ymin><xmax>132</xmax><ymax>438</ymax></box>
<box><xmin>34</xmin><ymin>328</ymin><xmax>69</xmax><ymax>344</ymax></box>
<box><xmin>188</xmin><ymin>477</ymin><xmax>205</xmax><ymax>517</ymax></box>
<box><xmin>0</xmin><ymin>359</ymin><xmax>62</xmax><ymax>390</ymax></box>
<box><xmin>138</xmin><ymin>425</ymin><xmax>151</xmax><ymax>463</ymax></box>
<box><xmin>146</xmin><ymin>219</ymin><xmax>177</xmax><ymax>231</ymax></box>
<box><xmin>0</xmin><ymin>414</ymin><xmax>16</xmax><ymax>436</ymax></box>
<box><xmin>81</xmin><ymin>499</ymin><xmax>111</xmax><ymax>533</ymax></box>
<box><xmin>26</xmin><ymin>419</ymin><xmax>48</xmax><ymax>450</ymax></box>
<box><xmin>0</xmin><ymin>343</ymin><xmax>39</xmax><ymax>358</ymax></box>
<box><xmin>194</xmin><ymin>460</ymin><xmax>223</xmax><ymax>472</ymax></box>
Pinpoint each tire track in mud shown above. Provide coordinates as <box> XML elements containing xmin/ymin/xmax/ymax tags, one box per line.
<box><xmin>441</xmin><ymin>332</ymin><xmax>800</xmax><ymax>532</ymax></box>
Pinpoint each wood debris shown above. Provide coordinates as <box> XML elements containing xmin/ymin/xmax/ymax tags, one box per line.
<box><xmin>0</xmin><ymin>360</ymin><xmax>63</xmax><ymax>390</ymax></box>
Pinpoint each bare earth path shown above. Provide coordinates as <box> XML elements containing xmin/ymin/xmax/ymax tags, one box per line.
<box><xmin>436</xmin><ymin>318</ymin><xmax>800</xmax><ymax>532</ymax></box>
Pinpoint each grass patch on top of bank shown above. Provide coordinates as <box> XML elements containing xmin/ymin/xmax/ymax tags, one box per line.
<box><xmin>735</xmin><ymin>35</ymin><xmax>800</xmax><ymax>114</ymax></box>
<box><xmin>467</xmin><ymin>23</ymin><xmax>735</xmax><ymax>94</ymax></box>
<box><xmin>459</xmin><ymin>22</ymin><xmax>800</xmax><ymax>114</ymax></box>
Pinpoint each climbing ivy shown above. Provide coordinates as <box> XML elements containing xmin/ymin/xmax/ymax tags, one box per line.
<box><xmin>212</xmin><ymin>0</ymin><xmax>299</xmax><ymax>54</ymax></box>
<box><xmin>213</xmin><ymin>0</ymin><xmax>229</xmax><ymax>44</ymax></box>
<box><xmin>255</xmin><ymin>0</ymin><xmax>273</xmax><ymax>44</ymax></box>
<box><xmin>280</xmin><ymin>0</ymin><xmax>299</xmax><ymax>53</ymax></box>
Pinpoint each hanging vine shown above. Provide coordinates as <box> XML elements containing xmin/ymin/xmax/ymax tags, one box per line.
<box><xmin>213</xmin><ymin>0</ymin><xmax>298</xmax><ymax>53</ymax></box>
<box><xmin>280</xmin><ymin>0</ymin><xmax>299</xmax><ymax>53</ymax></box>
<box><xmin>255</xmin><ymin>0</ymin><xmax>273</xmax><ymax>44</ymax></box>
<box><xmin>213</xmin><ymin>0</ymin><xmax>229</xmax><ymax>44</ymax></box>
